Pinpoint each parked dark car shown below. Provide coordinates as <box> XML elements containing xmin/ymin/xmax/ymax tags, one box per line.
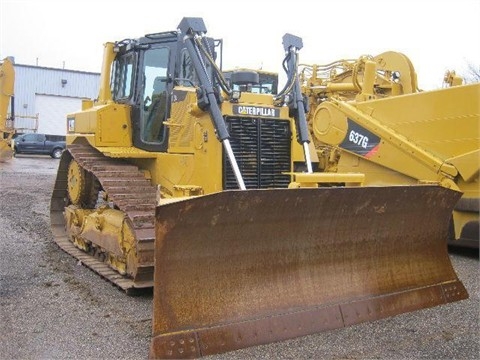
<box><xmin>13</xmin><ymin>133</ymin><xmax>66</xmax><ymax>159</ymax></box>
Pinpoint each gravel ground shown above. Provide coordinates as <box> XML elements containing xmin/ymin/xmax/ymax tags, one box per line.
<box><xmin>1</xmin><ymin>155</ymin><xmax>478</xmax><ymax>360</ymax></box>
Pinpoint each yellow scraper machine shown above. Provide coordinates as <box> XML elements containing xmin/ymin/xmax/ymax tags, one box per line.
<box><xmin>299</xmin><ymin>53</ymin><xmax>479</xmax><ymax>249</ymax></box>
<box><xmin>0</xmin><ymin>57</ymin><xmax>15</xmax><ymax>162</ymax></box>
<box><xmin>49</xmin><ymin>17</ymin><xmax>468</xmax><ymax>359</ymax></box>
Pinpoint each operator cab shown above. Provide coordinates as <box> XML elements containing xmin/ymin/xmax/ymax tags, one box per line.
<box><xmin>109</xmin><ymin>31</ymin><xmax>219</xmax><ymax>152</ymax></box>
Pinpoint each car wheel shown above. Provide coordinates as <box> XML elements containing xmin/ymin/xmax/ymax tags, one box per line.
<box><xmin>51</xmin><ymin>148</ymin><xmax>64</xmax><ymax>159</ymax></box>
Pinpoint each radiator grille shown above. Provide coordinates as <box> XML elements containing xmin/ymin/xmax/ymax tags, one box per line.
<box><xmin>223</xmin><ymin>117</ymin><xmax>291</xmax><ymax>189</ymax></box>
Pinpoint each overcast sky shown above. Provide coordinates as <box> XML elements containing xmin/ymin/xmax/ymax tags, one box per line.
<box><xmin>1</xmin><ymin>0</ymin><xmax>479</xmax><ymax>90</ymax></box>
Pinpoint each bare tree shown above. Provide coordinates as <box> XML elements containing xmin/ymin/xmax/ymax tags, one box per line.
<box><xmin>463</xmin><ymin>62</ymin><xmax>480</xmax><ymax>83</ymax></box>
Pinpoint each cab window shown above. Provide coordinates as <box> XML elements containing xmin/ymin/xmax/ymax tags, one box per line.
<box><xmin>111</xmin><ymin>54</ymin><xmax>135</xmax><ymax>100</ymax></box>
<box><xmin>179</xmin><ymin>49</ymin><xmax>199</xmax><ymax>87</ymax></box>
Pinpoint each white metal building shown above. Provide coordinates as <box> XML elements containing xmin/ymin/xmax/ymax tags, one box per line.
<box><xmin>13</xmin><ymin>64</ymin><xmax>100</xmax><ymax>135</ymax></box>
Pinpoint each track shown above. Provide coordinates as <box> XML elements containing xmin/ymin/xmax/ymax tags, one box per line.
<box><xmin>50</xmin><ymin>143</ymin><xmax>156</xmax><ymax>291</ymax></box>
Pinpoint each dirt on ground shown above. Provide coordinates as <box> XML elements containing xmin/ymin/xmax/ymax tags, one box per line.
<box><xmin>1</xmin><ymin>155</ymin><xmax>478</xmax><ymax>360</ymax></box>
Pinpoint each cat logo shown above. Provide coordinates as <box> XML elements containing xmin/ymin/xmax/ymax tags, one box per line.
<box><xmin>233</xmin><ymin>105</ymin><xmax>280</xmax><ymax>117</ymax></box>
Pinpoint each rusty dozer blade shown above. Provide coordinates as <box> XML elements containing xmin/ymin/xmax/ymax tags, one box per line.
<box><xmin>150</xmin><ymin>185</ymin><xmax>467</xmax><ymax>359</ymax></box>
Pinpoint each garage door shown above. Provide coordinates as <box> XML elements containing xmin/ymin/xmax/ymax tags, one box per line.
<box><xmin>35</xmin><ymin>94</ymin><xmax>83</xmax><ymax>135</ymax></box>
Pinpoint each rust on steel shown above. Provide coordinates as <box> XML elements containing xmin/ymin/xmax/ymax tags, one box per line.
<box><xmin>150</xmin><ymin>186</ymin><xmax>467</xmax><ymax>358</ymax></box>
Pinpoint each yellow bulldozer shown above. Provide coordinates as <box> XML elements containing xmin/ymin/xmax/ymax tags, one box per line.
<box><xmin>0</xmin><ymin>56</ymin><xmax>15</xmax><ymax>162</ymax></box>
<box><xmin>50</xmin><ymin>18</ymin><xmax>468</xmax><ymax>358</ymax></box>
<box><xmin>299</xmin><ymin>52</ymin><xmax>479</xmax><ymax>249</ymax></box>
